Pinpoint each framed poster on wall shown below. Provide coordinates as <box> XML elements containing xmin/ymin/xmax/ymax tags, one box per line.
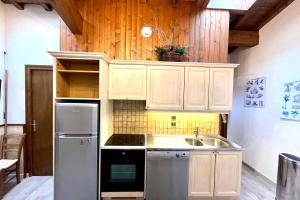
<box><xmin>244</xmin><ymin>77</ymin><xmax>266</xmax><ymax>108</ymax></box>
<box><xmin>281</xmin><ymin>80</ymin><xmax>300</xmax><ymax>121</ymax></box>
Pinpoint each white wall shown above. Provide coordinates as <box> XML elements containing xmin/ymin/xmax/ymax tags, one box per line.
<box><xmin>228</xmin><ymin>0</ymin><xmax>300</xmax><ymax>182</ymax></box>
<box><xmin>0</xmin><ymin>1</ymin><xmax>6</xmax><ymax>125</ymax></box>
<box><xmin>4</xmin><ymin>5</ymin><xmax>60</xmax><ymax>124</ymax></box>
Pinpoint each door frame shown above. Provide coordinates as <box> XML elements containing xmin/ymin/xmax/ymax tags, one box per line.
<box><xmin>25</xmin><ymin>65</ymin><xmax>53</xmax><ymax>176</ymax></box>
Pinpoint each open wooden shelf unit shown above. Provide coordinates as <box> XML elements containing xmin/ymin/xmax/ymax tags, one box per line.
<box><xmin>56</xmin><ymin>58</ymin><xmax>100</xmax><ymax>99</ymax></box>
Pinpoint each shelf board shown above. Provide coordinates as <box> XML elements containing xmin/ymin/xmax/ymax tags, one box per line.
<box><xmin>55</xmin><ymin>97</ymin><xmax>100</xmax><ymax>100</ymax></box>
<box><xmin>57</xmin><ymin>70</ymin><xmax>99</xmax><ymax>74</ymax></box>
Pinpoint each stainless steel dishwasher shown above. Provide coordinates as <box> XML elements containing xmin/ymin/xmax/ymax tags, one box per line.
<box><xmin>146</xmin><ymin>151</ymin><xmax>190</xmax><ymax>200</ymax></box>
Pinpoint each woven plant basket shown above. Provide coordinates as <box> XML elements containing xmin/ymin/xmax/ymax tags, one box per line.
<box><xmin>158</xmin><ymin>52</ymin><xmax>184</xmax><ymax>62</ymax></box>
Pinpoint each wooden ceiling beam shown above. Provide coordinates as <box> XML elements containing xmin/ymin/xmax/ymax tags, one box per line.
<box><xmin>228</xmin><ymin>46</ymin><xmax>239</xmax><ymax>54</ymax></box>
<box><xmin>256</xmin><ymin>0</ymin><xmax>294</xmax><ymax>29</ymax></box>
<box><xmin>2</xmin><ymin>0</ymin><xmax>48</xmax><ymax>3</ymax></box>
<box><xmin>232</xmin><ymin>0</ymin><xmax>295</xmax><ymax>31</ymax></box>
<box><xmin>2</xmin><ymin>0</ymin><xmax>53</xmax><ymax>11</ymax></box>
<box><xmin>197</xmin><ymin>0</ymin><xmax>210</xmax><ymax>8</ymax></box>
<box><xmin>41</xmin><ymin>3</ymin><xmax>52</xmax><ymax>11</ymax></box>
<box><xmin>48</xmin><ymin>0</ymin><xmax>83</xmax><ymax>34</ymax></box>
<box><xmin>8</xmin><ymin>0</ymin><xmax>25</xmax><ymax>10</ymax></box>
<box><xmin>229</xmin><ymin>30</ymin><xmax>259</xmax><ymax>47</ymax></box>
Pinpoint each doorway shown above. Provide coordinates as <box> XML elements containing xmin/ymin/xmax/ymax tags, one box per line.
<box><xmin>25</xmin><ymin>65</ymin><xmax>53</xmax><ymax>176</ymax></box>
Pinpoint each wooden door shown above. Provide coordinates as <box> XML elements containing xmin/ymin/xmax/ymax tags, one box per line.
<box><xmin>146</xmin><ymin>66</ymin><xmax>184</xmax><ymax>110</ymax></box>
<box><xmin>209</xmin><ymin>68</ymin><xmax>234</xmax><ymax>111</ymax></box>
<box><xmin>25</xmin><ymin>66</ymin><xmax>53</xmax><ymax>176</ymax></box>
<box><xmin>214</xmin><ymin>151</ymin><xmax>242</xmax><ymax>197</ymax></box>
<box><xmin>184</xmin><ymin>67</ymin><xmax>209</xmax><ymax>111</ymax></box>
<box><xmin>108</xmin><ymin>64</ymin><xmax>146</xmax><ymax>100</ymax></box>
<box><xmin>188</xmin><ymin>152</ymin><xmax>215</xmax><ymax>197</ymax></box>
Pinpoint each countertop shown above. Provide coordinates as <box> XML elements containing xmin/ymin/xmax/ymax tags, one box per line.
<box><xmin>146</xmin><ymin>134</ymin><xmax>242</xmax><ymax>151</ymax></box>
<box><xmin>102</xmin><ymin>134</ymin><xmax>242</xmax><ymax>151</ymax></box>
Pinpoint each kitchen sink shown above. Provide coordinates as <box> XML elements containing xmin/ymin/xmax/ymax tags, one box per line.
<box><xmin>185</xmin><ymin>137</ymin><xmax>231</xmax><ymax>148</ymax></box>
<box><xmin>185</xmin><ymin>138</ymin><xmax>204</xmax><ymax>146</ymax></box>
<box><xmin>199</xmin><ymin>137</ymin><xmax>230</xmax><ymax>147</ymax></box>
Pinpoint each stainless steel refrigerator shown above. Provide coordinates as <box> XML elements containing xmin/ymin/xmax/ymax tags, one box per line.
<box><xmin>55</xmin><ymin>102</ymin><xmax>99</xmax><ymax>200</ymax></box>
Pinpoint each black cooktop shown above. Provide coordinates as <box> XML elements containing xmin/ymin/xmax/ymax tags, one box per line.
<box><xmin>105</xmin><ymin>134</ymin><xmax>145</xmax><ymax>146</ymax></box>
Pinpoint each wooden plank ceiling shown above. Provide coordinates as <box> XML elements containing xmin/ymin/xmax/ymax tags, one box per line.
<box><xmin>230</xmin><ymin>0</ymin><xmax>295</xmax><ymax>31</ymax></box>
<box><xmin>60</xmin><ymin>0</ymin><xmax>230</xmax><ymax>63</ymax></box>
<box><xmin>1</xmin><ymin>0</ymin><xmax>295</xmax><ymax>51</ymax></box>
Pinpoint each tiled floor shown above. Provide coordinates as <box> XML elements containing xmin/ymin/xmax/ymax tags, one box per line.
<box><xmin>3</xmin><ymin>176</ymin><xmax>53</xmax><ymax>200</ymax></box>
<box><xmin>238</xmin><ymin>165</ymin><xmax>276</xmax><ymax>200</ymax></box>
<box><xmin>3</xmin><ymin>165</ymin><xmax>276</xmax><ymax>200</ymax></box>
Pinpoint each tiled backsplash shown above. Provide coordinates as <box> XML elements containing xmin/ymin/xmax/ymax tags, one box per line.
<box><xmin>113</xmin><ymin>101</ymin><xmax>220</xmax><ymax>136</ymax></box>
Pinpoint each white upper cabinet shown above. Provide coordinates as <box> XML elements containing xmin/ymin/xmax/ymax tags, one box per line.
<box><xmin>188</xmin><ymin>152</ymin><xmax>215</xmax><ymax>197</ymax></box>
<box><xmin>209</xmin><ymin>68</ymin><xmax>234</xmax><ymax>111</ymax></box>
<box><xmin>108</xmin><ymin>64</ymin><xmax>146</xmax><ymax>100</ymax></box>
<box><xmin>214</xmin><ymin>151</ymin><xmax>242</xmax><ymax>197</ymax></box>
<box><xmin>184</xmin><ymin>67</ymin><xmax>209</xmax><ymax>111</ymax></box>
<box><xmin>107</xmin><ymin>61</ymin><xmax>237</xmax><ymax>112</ymax></box>
<box><xmin>146</xmin><ymin>66</ymin><xmax>184</xmax><ymax>110</ymax></box>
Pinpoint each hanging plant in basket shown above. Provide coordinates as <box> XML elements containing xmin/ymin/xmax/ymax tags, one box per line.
<box><xmin>142</xmin><ymin>11</ymin><xmax>187</xmax><ymax>62</ymax></box>
<box><xmin>155</xmin><ymin>45</ymin><xmax>186</xmax><ymax>62</ymax></box>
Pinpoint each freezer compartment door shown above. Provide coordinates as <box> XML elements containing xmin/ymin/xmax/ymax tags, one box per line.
<box><xmin>55</xmin><ymin>135</ymin><xmax>98</xmax><ymax>200</ymax></box>
<box><xmin>55</xmin><ymin>103</ymin><xmax>98</xmax><ymax>134</ymax></box>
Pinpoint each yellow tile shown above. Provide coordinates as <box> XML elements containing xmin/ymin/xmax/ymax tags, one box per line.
<box><xmin>112</xmin><ymin>101</ymin><xmax>220</xmax><ymax>135</ymax></box>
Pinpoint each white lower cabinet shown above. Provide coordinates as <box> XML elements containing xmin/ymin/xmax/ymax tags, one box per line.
<box><xmin>189</xmin><ymin>152</ymin><xmax>215</xmax><ymax>197</ymax></box>
<box><xmin>188</xmin><ymin>151</ymin><xmax>242</xmax><ymax>199</ymax></box>
<box><xmin>214</xmin><ymin>151</ymin><xmax>242</xmax><ymax>197</ymax></box>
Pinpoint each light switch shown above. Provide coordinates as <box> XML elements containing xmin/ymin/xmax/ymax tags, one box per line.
<box><xmin>171</xmin><ymin>122</ymin><xmax>176</xmax><ymax>127</ymax></box>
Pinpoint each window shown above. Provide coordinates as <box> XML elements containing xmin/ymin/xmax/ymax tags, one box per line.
<box><xmin>207</xmin><ymin>0</ymin><xmax>256</xmax><ymax>10</ymax></box>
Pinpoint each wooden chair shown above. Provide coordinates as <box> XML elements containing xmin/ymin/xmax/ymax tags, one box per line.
<box><xmin>0</xmin><ymin>134</ymin><xmax>26</xmax><ymax>187</ymax></box>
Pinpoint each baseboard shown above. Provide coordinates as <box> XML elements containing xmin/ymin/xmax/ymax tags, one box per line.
<box><xmin>242</xmin><ymin>161</ymin><xmax>256</xmax><ymax>171</ymax></box>
<box><xmin>189</xmin><ymin>196</ymin><xmax>238</xmax><ymax>200</ymax></box>
<box><xmin>242</xmin><ymin>161</ymin><xmax>276</xmax><ymax>185</ymax></box>
<box><xmin>0</xmin><ymin>124</ymin><xmax>25</xmax><ymax>127</ymax></box>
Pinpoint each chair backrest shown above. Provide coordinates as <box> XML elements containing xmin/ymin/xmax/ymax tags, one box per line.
<box><xmin>1</xmin><ymin>134</ymin><xmax>26</xmax><ymax>160</ymax></box>
<box><xmin>0</xmin><ymin>134</ymin><xmax>3</xmax><ymax>159</ymax></box>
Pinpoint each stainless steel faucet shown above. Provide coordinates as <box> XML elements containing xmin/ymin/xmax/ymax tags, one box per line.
<box><xmin>194</xmin><ymin>127</ymin><xmax>200</xmax><ymax>139</ymax></box>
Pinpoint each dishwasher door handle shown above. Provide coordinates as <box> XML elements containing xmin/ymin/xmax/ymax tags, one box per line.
<box><xmin>147</xmin><ymin>151</ymin><xmax>190</xmax><ymax>160</ymax></box>
<box><xmin>147</xmin><ymin>156</ymin><xmax>173</xmax><ymax>160</ymax></box>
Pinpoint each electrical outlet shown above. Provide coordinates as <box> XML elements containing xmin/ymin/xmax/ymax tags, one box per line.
<box><xmin>171</xmin><ymin>122</ymin><xmax>176</xmax><ymax>127</ymax></box>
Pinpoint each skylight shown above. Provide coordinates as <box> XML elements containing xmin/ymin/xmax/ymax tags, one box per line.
<box><xmin>207</xmin><ymin>0</ymin><xmax>257</xmax><ymax>10</ymax></box>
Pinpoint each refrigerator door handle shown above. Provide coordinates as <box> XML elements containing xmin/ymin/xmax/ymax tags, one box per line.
<box><xmin>57</xmin><ymin>134</ymin><xmax>96</xmax><ymax>138</ymax></box>
<box><xmin>80</xmin><ymin>138</ymin><xmax>93</xmax><ymax>145</ymax></box>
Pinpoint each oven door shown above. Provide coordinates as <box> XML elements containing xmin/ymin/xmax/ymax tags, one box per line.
<box><xmin>101</xmin><ymin>149</ymin><xmax>145</xmax><ymax>192</ymax></box>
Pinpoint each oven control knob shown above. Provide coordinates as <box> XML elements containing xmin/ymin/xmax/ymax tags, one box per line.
<box><xmin>176</xmin><ymin>153</ymin><xmax>180</xmax><ymax>158</ymax></box>
<box><xmin>122</xmin><ymin>152</ymin><xmax>126</xmax><ymax>155</ymax></box>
